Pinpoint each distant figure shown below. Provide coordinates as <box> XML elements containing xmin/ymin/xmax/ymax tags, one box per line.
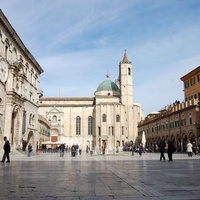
<box><xmin>167</xmin><ymin>139</ymin><xmax>175</xmax><ymax>161</ymax></box>
<box><xmin>75</xmin><ymin>144</ymin><xmax>79</xmax><ymax>155</ymax></box>
<box><xmin>79</xmin><ymin>148</ymin><xmax>82</xmax><ymax>155</ymax></box>
<box><xmin>139</xmin><ymin>144</ymin><xmax>143</xmax><ymax>156</ymax></box>
<box><xmin>186</xmin><ymin>141</ymin><xmax>193</xmax><ymax>157</ymax></box>
<box><xmin>86</xmin><ymin>145</ymin><xmax>89</xmax><ymax>153</ymax></box>
<box><xmin>131</xmin><ymin>145</ymin><xmax>135</xmax><ymax>156</ymax></box>
<box><xmin>192</xmin><ymin>142</ymin><xmax>197</xmax><ymax>155</ymax></box>
<box><xmin>60</xmin><ymin>143</ymin><xmax>65</xmax><ymax>157</ymax></box>
<box><xmin>159</xmin><ymin>139</ymin><xmax>166</xmax><ymax>161</ymax></box>
<box><xmin>71</xmin><ymin>145</ymin><xmax>76</xmax><ymax>157</ymax></box>
<box><xmin>1</xmin><ymin>136</ymin><xmax>10</xmax><ymax>163</ymax></box>
<box><xmin>28</xmin><ymin>144</ymin><xmax>33</xmax><ymax>157</ymax></box>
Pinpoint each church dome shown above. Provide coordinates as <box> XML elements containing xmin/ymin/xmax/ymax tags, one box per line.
<box><xmin>96</xmin><ymin>80</ymin><xmax>119</xmax><ymax>92</ymax></box>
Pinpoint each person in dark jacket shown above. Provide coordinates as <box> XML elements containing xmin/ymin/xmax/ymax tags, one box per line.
<box><xmin>1</xmin><ymin>136</ymin><xmax>10</xmax><ymax>163</ymax></box>
<box><xmin>159</xmin><ymin>139</ymin><xmax>166</xmax><ymax>161</ymax></box>
<box><xmin>167</xmin><ymin>139</ymin><xmax>175</xmax><ymax>161</ymax></box>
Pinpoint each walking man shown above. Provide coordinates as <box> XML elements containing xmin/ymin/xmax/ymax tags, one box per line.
<box><xmin>1</xmin><ymin>136</ymin><xmax>10</xmax><ymax>163</ymax></box>
<box><xmin>159</xmin><ymin>139</ymin><xmax>166</xmax><ymax>161</ymax></box>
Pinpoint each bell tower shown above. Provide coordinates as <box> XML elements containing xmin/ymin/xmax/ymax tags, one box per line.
<box><xmin>119</xmin><ymin>50</ymin><xmax>133</xmax><ymax>106</ymax></box>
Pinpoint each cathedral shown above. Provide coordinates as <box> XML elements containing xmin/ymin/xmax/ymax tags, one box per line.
<box><xmin>0</xmin><ymin>9</ymin><xmax>143</xmax><ymax>153</ymax></box>
<box><xmin>39</xmin><ymin>52</ymin><xmax>144</xmax><ymax>153</ymax></box>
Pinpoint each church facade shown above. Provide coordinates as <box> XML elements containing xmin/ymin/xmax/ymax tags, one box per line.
<box><xmin>39</xmin><ymin>52</ymin><xmax>144</xmax><ymax>153</ymax></box>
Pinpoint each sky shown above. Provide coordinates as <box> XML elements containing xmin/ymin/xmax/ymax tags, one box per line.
<box><xmin>1</xmin><ymin>0</ymin><xmax>200</xmax><ymax>116</ymax></box>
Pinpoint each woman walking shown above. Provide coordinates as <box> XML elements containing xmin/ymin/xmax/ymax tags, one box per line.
<box><xmin>186</xmin><ymin>141</ymin><xmax>193</xmax><ymax>157</ymax></box>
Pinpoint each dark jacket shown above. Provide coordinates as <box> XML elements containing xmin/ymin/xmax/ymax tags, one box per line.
<box><xmin>159</xmin><ymin>139</ymin><xmax>166</xmax><ymax>151</ymax></box>
<box><xmin>4</xmin><ymin>140</ymin><xmax>10</xmax><ymax>154</ymax></box>
<box><xmin>168</xmin><ymin>140</ymin><xmax>176</xmax><ymax>153</ymax></box>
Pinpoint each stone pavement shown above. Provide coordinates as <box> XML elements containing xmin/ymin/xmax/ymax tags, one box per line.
<box><xmin>0</xmin><ymin>151</ymin><xmax>200</xmax><ymax>200</ymax></box>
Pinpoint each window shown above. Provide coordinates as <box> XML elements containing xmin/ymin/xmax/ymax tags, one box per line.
<box><xmin>76</xmin><ymin>116</ymin><xmax>81</xmax><ymax>135</ymax></box>
<box><xmin>5</xmin><ymin>38</ymin><xmax>9</xmax><ymax>60</ymax></box>
<box><xmin>116</xmin><ymin>115</ymin><xmax>120</xmax><ymax>122</ymax></box>
<box><xmin>22</xmin><ymin>111</ymin><xmax>26</xmax><ymax>134</ymax></box>
<box><xmin>32</xmin><ymin>115</ymin><xmax>35</xmax><ymax>126</ymax></box>
<box><xmin>102</xmin><ymin>114</ymin><xmax>106</xmax><ymax>122</ymax></box>
<box><xmin>112</xmin><ymin>127</ymin><xmax>114</xmax><ymax>136</ymax></box>
<box><xmin>170</xmin><ymin>122</ymin><xmax>174</xmax><ymax>128</ymax></box>
<box><xmin>88</xmin><ymin>116</ymin><xmax>93</xmax><ymax>135</ymax></box>
<box><xmin>122</xmin><ymin>126</ymin><xmax>124</xmax><ymax>135</ymax></box>
<box><xmin>52</xmin><ymin>115</ymin><xmax>57</xmax><ymax>122</ymax></box>
<box><xmin>128</xmin><ymin>67</ymin><xmax>131</xmax><ymax>75</ymax></box>
<box><xmin>198</xmin><ymin>73</ymin><xmax>200</xmax><ymax>82</ymax></box>
<box><xmin>189</xmin><ymin>114</ymin><xmax>193</xmax><ymax>125</ymax></box>
<box><xmin>184</xmin><ymin>80</ymin><xmax>189</xmax><ymax>88</ymax></box>
<box><xmin>5</xmin><ymin>45</ymin><xmax>8</xmax><ymax>60</ymax></box>
<box><xmin>98</xmin><ymin>126</ymin><xmax>101</xmax><ymax>136</ymax></box>
<box><xmin>181</xmin><ymin>119</ymin><xmax>186</xmax><ymax>126</ymax></box>
<box><xmin>190</xmin><ymin>77</ymin><xmax>195</xmax><ymax>86</ymax></box>
<box><xmin>29</xmin><ymin>114</ymin><xmax>32</xmax><ymax>125</ymax></box>
<box><xmin>175</xmin><ymin>120</ymin><xmax>179</xmax><ymax>127</ymax></box>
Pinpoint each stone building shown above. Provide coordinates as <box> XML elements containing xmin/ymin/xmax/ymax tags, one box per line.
<box><xmin>0</xmin><ymin>9</ymin><xmax>43</xmax><ymax>151</ymax></box>
<box><xmin>181</xmin><ymin>66</ymin><xmax>200</xmax><ymax>102</ymax></box>
<box><xmin>39</xmin><ymin>52</ymin><xmax>144</xmax><ymax>153</ymax></box>
<box><xmin>138</xmin><ymin>66</ymin><xmax>200</xmax><ymax>152</ymax></box>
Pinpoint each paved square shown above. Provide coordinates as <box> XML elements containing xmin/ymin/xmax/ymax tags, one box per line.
<box><xmin>0</xmin><ymin>151</ymin><xmax>200</xmax><ymax>200</ymax></box>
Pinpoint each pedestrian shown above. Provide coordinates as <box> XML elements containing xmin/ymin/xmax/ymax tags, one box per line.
<box><xmin>186</xmin><ymin>141</ymin><xmax>193</xmax><ymax>157</ymax></box>
<box><xmin>28</xmin><ymin>144</ymin><xmax>32</xmax><ymax>157</ymax></box>
<box><xmin>131</xmin><ymin>145</ymin><xmax>135</xmax><ymax>156</ymax></box>
<box><xmin>60</xmin><ymin>143</ymin><xmax>65</xmax><ymax>157</ymax></box>
<box><xmin>159</xmin><ymin>139</ymin><xmax>166</xmax><ymax>161</ymax></box>
<box><xmin>139</xmin><ymin>143</ymin><xmax>143</xmax><ymax>156</ymax></box>
<box><xmin>1</xmin><ymin>136</ymin><xmax>10</xmax><ymax>163</ymax></box>
<box><xmin>75</xmin><ymin>144</ymin><xmax>79</xmax><ymax>155</ymax></box>
<box><xmin>167</xmin><ymin>139</ymin><xmax>175</xmax><ymax>161</ymax></box>
<box><xmin>192</xmin><ymin>142</ymin><xmax>197</xmax><ymax>155</ymax></box>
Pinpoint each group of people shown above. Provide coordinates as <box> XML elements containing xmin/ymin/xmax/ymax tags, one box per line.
<box><xmin>158</xmin><ymin>139</ymin><xmax>199</xmax><ymax>161</ymax></box>
<box><xmin>1</xmin><ymin>136</ymin><xmax>199</xmax><ymax>163</ymax></box>
<box><xmin>158</xmin><ymin>139</ymin><xmax>176</xmax><ymax>161</ymax></box>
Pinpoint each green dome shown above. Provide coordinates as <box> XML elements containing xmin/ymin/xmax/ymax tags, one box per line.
<box><xmin>96</xmin><ymin>80</ymin><xmax>119</xmax><ymax>92</ymax></box>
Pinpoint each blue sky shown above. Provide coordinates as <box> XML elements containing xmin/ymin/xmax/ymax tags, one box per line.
<box><xmin>1</xmin><ymin>0</ymin><xmax>200</xmax><ymax>116</ymax></box>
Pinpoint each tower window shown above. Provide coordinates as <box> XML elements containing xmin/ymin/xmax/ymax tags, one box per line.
<box><xmin>128</xmin><ymin>67</ymin><xmax>131</xmax><ymax>75</ymax></box>
<box><xmin>102</xmin><ymin>114</ymin><xmax>106</xmax><ymax>122</ymax></box>
<box><xmin>116</xmin><ymin>115</ymin><xmax>120</xmax><ymax>122</ymax></box>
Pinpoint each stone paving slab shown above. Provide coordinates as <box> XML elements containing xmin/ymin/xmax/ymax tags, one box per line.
<box><xmin>0</xmin><ymin>151</ymin><xmax>199</xmax><ymax>200</ymax></box>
